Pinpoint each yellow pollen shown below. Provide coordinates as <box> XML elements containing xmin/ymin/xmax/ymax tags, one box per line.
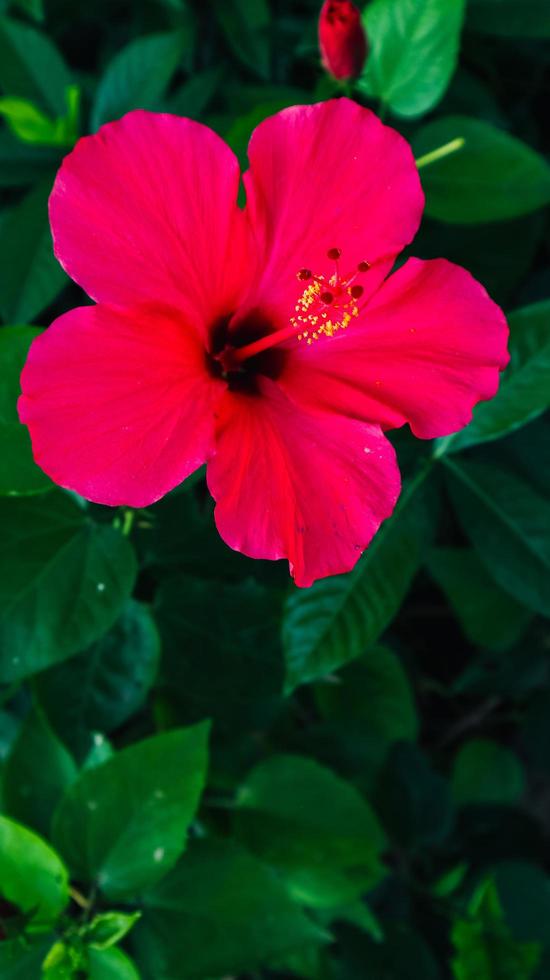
<box><xmin>290</xmin><ymin>255</ymin><xmax>368</xmax><ymax>345</ymax></box>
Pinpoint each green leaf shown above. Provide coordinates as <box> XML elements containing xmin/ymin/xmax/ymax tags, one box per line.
<box><xmin>212</xmin><ymin>0</ymin><xmax>270</xmax><ymax>79</ymax></box>
<box><xmin>0</xmin><ymin>177</ymin><xmax>67</xmax><ymax>323</ymax></box>
<box><xmin>452</xmin><ymin>740</ymin><xmax>525</xmax><ymax>806</ymax></box>
<box><xmin>0</xmin><ymin>15</ymin><xmax>72</xmax><ymax>115</ymax></box>
<box><xmin>451</xmin><ymin>878</ymin><xmax>540</xmax><ymax>979</ymax></box>
<box><xmin>376</xmin><ymin>742</ymin><xmax>454</xmax><ymax>849</ymax></box>
<box><xmin>12</xmin><ymin>0</ymin><xmax>44</xmax><ymax>19</ymax></box>
<box><xmin>155</xmin><ymin>575</ymin><xmax>283</xmax><ymax>735</ymax></box>
<box><xmin>413</xmin><ymin>117</ymin><xmax>550</xmax><ymax>223</ymax></box>
<box><xmin>269</xmin><ymin>944</ymin><xmax>327</xmax><ymax>980</ymax></box>
<box><xmin>82</xmin><ymin>733</ymin><xmax>114</xmax><ymax>771</ymax></box>
<box><xmin>316</xmin><ymin>644</ymin><xmax>418</xmax><ymax>743</ymax></box>
<box><xmin>235</xmin><ymin>754</ymin><xmax>386</xmax><ymax>907</ymax></box>
<box><xmin>453</xmin><ymin>631</ymin><xmax>547</xmax><ymax>702</ymax></box>
<box><xmin>426</xmin><ymin>548</ymin><xmax>531</xmax><ymax>651</ymax></box>
<box><xmin>87</xmin><ymin>947</ymin><xmax>141</xmax><ymax>980</ymax></box>
<box><xmin>360</xmin><ymin>0</ymin><xmax>465</xmax><ymax>117</ymax></box>
<box><xmin>166</xmin><ymin>66</ymin><xmax>222</xmax><ymax>118</ymax></box>
<box><xmin>2</xmin><ymin>706</ymin><xmax>77</xmax><ymax>836</ymax></box>
<box><xmin>136</xmin><ymin>485</ymin><xmax>259</xmax><ymax>582</ymax></box>
<box><xmin>0</xmin><ymin>815</ymin><xmax>68</xmax><ymax>926</ymax></box>
<box><xmin>223</xmin><ymin>95</ymin><xmax>310</xmax><ymax>165</ymax></box>
<box><xmin>83</xmin><ymin>911</ymin><xmax>142</xmax><ymax>950</ymax></box>
<box><xmin>0</xmin><ymin>325</ymin><xmax>51</xmax><ymax>495</ymax></box>
<box><xmin>283</xmin><ymin>468</ymin><xmax>433</xmax><ymax>692</ymax></box>
<box><xmin>52</xmin><ymin>724</ymin><xmax>210</xmax><ymax>900</ymax></box>
<box><xmin>440</xmin><ymin>301</ymin><xmax>550</xmax><ymax>453</ymax></box>
<box><xmin>442</xmin><ymin>68</ymin><xmax>508</xmax><ymax>127</ymax></box>
<box><xmin>324</xmin><ymin>900</ymin><xmax>384</xmax><ymax>943</ymax></box>
<box><xmin>445</xmin><ymin>457</ymin><xmax>550</xmax><ymax>616</ymax></box>
<box><xmin>92</xmin><ymin>32</ymin><xmax>186</xmax><ymax>130</ymax></box>
<box><xmin>433</xmin><ymin>864</ymin><xmax>468</xmax><ymax>898</ymax></box>
<box><xmin>467</xmin><ymin>0</ymin><xmax>550</xmax><ymax>37</ymax></box>
<box><xmin>494</xmin><ymin>416</ymin><xmax>550</xmax><ymax>499</ymax></box>
<box><xmin>36</xmin><ymin>599</ymin><xmax>160</xmax><ymax>760</ymax></box>
<box><xmin>0</xmin><ymin>87</ymin><xmax>78</xmax><ymax>146</ymax></box>
<box><xmin>495</xmin><ymin>863</ymin><xmax>550</xmax><ymax>945</ymax></box>
<box><xmin>43</xmin><ymin>943</ymin><xmax>142</xmax><ymax>980</ymax></box>
<box><xmin>0</xmin><ymin>128</ymin><xmax>60</xmax><ymax>185</ymax></box>
<box><xmin>0</xmin><ymin>937</ymin><xmax>54</xmax><ymax>979</ymax></box>
<box><xmin>413</xmin><ymin>210</ymin><xmax>545</xmax><ymax>309</ymax></box>
<box><xmin>0</xmin><ymin>490</ymin><xmax>138</xmax><ymax>681</ymax></box>
<box><xmin>338</xmin><ymin>921</ymin><xmax>440</xmax><ymax>980</ymax></box>
<box><xmin>134</xmin><ymin>838</ymin><xmax>327</xmax><ymax>979</ymax></box>
<box><xmin>0</xmin><ymin>96</ymin><xmax>59</xmax><ymax>141</ymax></box>
<box><xmin>0</xmin><ymin>708</ymin><xmax>21</xmax><ymax>762</ymax></box>
<box><xmin>41</xmin><ymin>940</ymin><xmax>82</xmax><ymax>977</ymax></box>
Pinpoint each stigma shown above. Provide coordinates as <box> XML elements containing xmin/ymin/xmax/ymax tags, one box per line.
<box><xmin>291</xmin><ymin>248</ymin><xmax>370</xmax><ymax>344</ymax></box>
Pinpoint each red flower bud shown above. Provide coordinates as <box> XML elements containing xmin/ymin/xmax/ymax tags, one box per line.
<box><xmin>318</xmin><ymin>0</ymin><xmax>368</xmax><ymax>81</ymax></box>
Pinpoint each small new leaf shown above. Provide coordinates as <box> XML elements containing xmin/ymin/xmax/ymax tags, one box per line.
<box><xmin>82</xmin><ymin>911</ymin><xmax>142</xmax><ymax>950</ymax></box>
<box><xmin>452</xmin><ymin>878</ymin><xmax>541</xmax><ymax>979</ymax></box>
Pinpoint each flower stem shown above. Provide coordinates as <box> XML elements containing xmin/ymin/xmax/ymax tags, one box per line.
<box><xmin>415</xmin><ymin>137</ymin><xmax>465</xmax><ymax>170</ymax></box>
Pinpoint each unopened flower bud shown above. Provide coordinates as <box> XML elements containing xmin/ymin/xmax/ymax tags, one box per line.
<box><xmin>318</xmin><ymin>0</ymin><xmax>368</xmax><ymax>81</ymax></box>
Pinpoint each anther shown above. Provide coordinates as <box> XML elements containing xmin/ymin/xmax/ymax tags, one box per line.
<box><xmin>292</xmin><ymin>253</ymin><xmax>367</xmax><ymax>345</ymax></box>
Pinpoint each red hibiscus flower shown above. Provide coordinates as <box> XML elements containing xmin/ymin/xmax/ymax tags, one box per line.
<box><xmin>19</xmin><ymin>100</ymin><xmax>508</xmax><ymax>587</ymax></box>
<box><xmin>318</xmin><ymin>0</ymin><xmax>368</xmax><ymax>81</ymax></box>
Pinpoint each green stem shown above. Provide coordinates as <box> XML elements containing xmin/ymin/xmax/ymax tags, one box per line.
<box><xmin>69</xmin><ymin>885</ymin><xmax>90</xmax><ymax>910</ymax></box>
<box><xmin>121</xmin><ymin>508</ymin><xmax>135</xmax><ymax>537</ymax></box>
<box><xmin>416</xmin><ymin>137</ymin><xmax>465</xmax><ymax>170</ymax></box>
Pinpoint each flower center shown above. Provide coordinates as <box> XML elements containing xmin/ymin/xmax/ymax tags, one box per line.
<box><xmin>292</xmin><ymin>248</ymin><xmax>370</xmax><ymax>344</ymax></box>
<box><xmin>214</xmin><ymin>248</ymin><xmax>370</xmax><ymax>377</ymax></box>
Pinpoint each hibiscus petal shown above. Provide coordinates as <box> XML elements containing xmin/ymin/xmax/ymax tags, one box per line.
<box><xmin>242</xmin><ymin>98</ymin><xmax>423</xmax><ymax>311</ymax></box>
<box><xmin>207</xmin><ymin>378</ymin><xmax>400</xmax><ymax>587</ymax></box>
<box><xmin>19</xmin><ymin>304</ymin><xmax>225</xmax><ymax>507</ymax></box>
<box><xmin>279</xmin><ymin>258</ymin><xmax>509</xmax><ymax>439</ymax></box>
<box><xmin>49</xmin><ymin>111</ymin><xmax>249</xmax><ymax>328</ymax></box>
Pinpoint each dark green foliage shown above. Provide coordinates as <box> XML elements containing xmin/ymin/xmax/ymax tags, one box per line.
<box><xmin>0</xmin><ymin>491</ymin><xmax>137</xmax><ymax>680</ymax></box>
<box><xmin>451</xmin><ymin>879</ymin><xmax>541</xmax><ymax>979</ymax></box>
<box><xmin>413</xmin><ymin>117</ymin><xmax>550</xmax><ymax>223</ymax></box>
<box><xmin>0</xmin><ymin>1</ymin><xmax>549</xmax><ymax>978</ymax></box>
<box><xmin>2</xmin><ymin>707</ymin><xmax>77</xmax><ymax>835</ymax></box>
<box><xmin>36</xmin><ymin>599</ymin><xmax>160</xmax><ymax>761</ymax></box>
<box><xmin>52</xmin><ymin>724</ymin><xmax>209</xmax><ymax>899</ymax></box>
<box><xmin>0</xmin><ymin>325</ymin><xmax>50</xmax><ymax>493</ymax></box>
<box><xmin>133</xmin><ymin>839</ymin><xmax>327</xmax><ymax>979</ymax></box>
<box><xmin>283</xmin><ymin>469</ymin><xmax>434</xmax><ymax>691</ymax></box>
<box><xmin>234</xmin><ymin>754</ymin><xmax>386</xmax><ymax>906</ymax></box>
<box><xmin>0</xmin><ymin>178</ymin><xmax>67</xmax><ymax>322</ymax></box>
